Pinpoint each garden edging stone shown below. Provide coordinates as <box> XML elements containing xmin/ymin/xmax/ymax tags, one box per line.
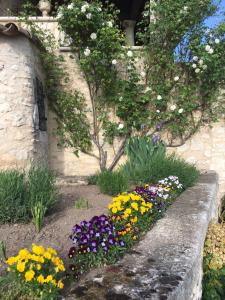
<box><xmin>70</xmin><ymin>171</ymin><xmax>218</xmax><ymax>300</ymax></box>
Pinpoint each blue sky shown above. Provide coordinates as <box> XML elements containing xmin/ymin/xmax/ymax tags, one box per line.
<box><xmin>205</xmin><ymin>0</ymin><xmax>225</xmax><ymax>27</ymax></box>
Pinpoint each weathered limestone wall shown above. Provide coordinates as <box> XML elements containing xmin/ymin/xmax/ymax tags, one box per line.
<box><xmin>68</xmin><ymin>172</ymin><xmax>218</xmax><ymax>300</ymax></box>
<box><xmin>0</xmin><ymin>34</ymin><xmax>48</xmax><ymax>169</ymax></box>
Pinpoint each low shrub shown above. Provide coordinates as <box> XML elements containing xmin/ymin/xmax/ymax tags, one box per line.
<box><xmin>122</xmin><ymin>136</ymin><xmax>200</xmax><ymax>188</ymax></box>
<box><xmin>1</xmin><ymin>244</ymin><xmax>65</xmax><ymax>300</ymax></box>
<box><xmin>87</xmin><ymin>174</ymin><xmax>99</xmax><ymax>185</ymax></box>
<box><xmin>0</xmin><ymin>170</ymin><xmax>27</xmax><ymax>223</ymax></box>
<box><xmin>97</xmin><ymin>170</ymin><xmax>128</xmax><ymax>196</ymax></box>
<box><xmin>203</xmin><ymin>223</ymin><xmax>225</xmax><ymax>300</ymax></box>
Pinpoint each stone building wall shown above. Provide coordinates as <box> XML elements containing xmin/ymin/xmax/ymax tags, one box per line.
<box><xmin>0</xmin><ymin>17</ymin><xmax>224</xmax><ymax>199</ymax></box>
<box><xmin>0</xmin><ymin>33</ymin><xmax>48</xmax><ymax>169</ymax></box>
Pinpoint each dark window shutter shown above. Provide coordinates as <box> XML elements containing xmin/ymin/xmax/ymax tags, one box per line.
<box><xmin>34</xmin><ymin>77</ymin><xmax>47</xmax><ymax>131</ymax></box>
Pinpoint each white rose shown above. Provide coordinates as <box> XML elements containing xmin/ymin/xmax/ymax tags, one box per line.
<box><xmin>56</xmin><ymin>12</ymin><xmax>63</xmax><ymax>19</ymax></box>
<box><xmin>208</xmin><ymin>48</ymin><xmax>214</xmax><ymax>54</ymax></box>
<box><xmin>118</xmin><ymin>123</ymin><xmax>124</xmax><ymax>130</ymax></box>
<box><xmin>127</xmin><ymin>50</ymin><xmax>133</xmax><ymax>57</ymax></box>
<box><xmin>140</xmin><ymin>71</ymin><xmax>146</xmax><ymax>78</ymax></box>
<box><xmin>174</xmin><ymin>76</ymin><xmax>179</xmax><ymax>81</ymax></box>
<box><xmin>215</xmin><ymin>38</ymin><xmax>220</xmax><ymax>44</ymax></box>
<box><xmin>84</xmin><ymin>47</ymin><xmax>91</xmax><ymax>56</ymax></box>
<box><xmin>145</xmin><ymin>87</ymin><xmax>152</xmax><ymax>93</ymax></box>
<box><xmin>199</xmin><ymin>59</ymin><xmax>203</xmax><ymax>65</ymax></box>
<box><xmin>86</xmin><ymin>13</ymin><xmax>92</xmax><ymax>19</ymax></box>
<box><xmin>193</xmin><ymin>56</ymin><xmax>198</xmax><ymax>61</ymax></box>
<box><xmin>192</xmin><ymin>63</ymin><xmax>197</xmax><ymax>69</ymax></box>
<box><xmin>81</xmin><ymin>5</ymin><xmax>88</xmax><ymax>13</ymax></box>
<box><xmin>107</xmin><ymin>21</ymin><xmax>113</xmax><ymax>27</ymax></box>
<box><xmin>112</xmin><ymin>59</ymin><xmax>117</xmax><ymax>65</ymax></box>
<box><xmin>68</xmin><ymin>3</ymin><xmax>74</xmax><ymax>9</ymax></box>
<box><xmin>195</xmin><ymin>68</ymin><xmax>200</xmax><ymax>73</ymax></box>
<box><xmin>183</xmin><ymin>6</ymin><xmax>188</xmax><ymax>11</ymax></box>
<box><xmin>205</xmin><ymin>45</ymin><xmax>211</xmax><ymax>52</ymax></box>
<box><xmin>156</xmin><ymin>110</ymin><xmax>160</xmax><ymax>113</ymax></box>
<box><xmin>157</xmin><ymin>95</ymin><xmax>162</xmax><ymax>100</ymax></box>
<box><xmin>178</xmin><ymin>108</ymin><xmax>184</xmax><ymax>114</ymax></box>
<box><xmin>170</xmin><ymin>105</ymin><xmax>176</xmax><ymax>111</ymax></box>
<box><xmin>90</xmin><ymin>33</ymin><xmax>97</xmax><ymax>40</ymax></box>
<box><xmin>202</xmin><ymin>65</ymin><xmax>207</xmax><ymax>70</ymax></box>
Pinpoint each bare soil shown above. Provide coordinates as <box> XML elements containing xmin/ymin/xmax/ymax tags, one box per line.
<box><xmin>0</xmin><ymin>185</ymin><xmax>112</xmax><ymax>261</ymax></box>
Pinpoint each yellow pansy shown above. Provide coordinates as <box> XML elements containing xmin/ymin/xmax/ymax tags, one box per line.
<box><xmin>125</xmin><ymin>208</ymin><xmax>132</xmax><ymax>215</ymax></box>
<box><xmin>131</xmin><ymin>202</ymin><xmax>138</xmax><ymax>211</ymax></box>
<box><xmin>46</xmin><ymin>247</ymin><xmax>57</xmax><ymax>256</ymax></box>
<box><xmin>18</xmin><ymin>248</ymin><xmax>30</xmax><ymax>260</ymax></box>
<box><xmin>57</xmin><ymin>280</ymin><xmax>64</xmax><ymax>289</ymax></box>
<box><xmin>37</xmin><ymin>274</ymin><xmax>45</xmax><ymax>284</ymax></box>
<box><xmin>112</xmin><ymin>207</ymin><xmax>118</xmax><ymax>214</ymax></box>
<box><xmin>17</xmin><ymin>261</ymin><xmax>25</xmax><ymax>273</ymax></box>
<box><xmin>44</xmin><ymin>251</ymin><xmax>52</xmax><ymax>260</ymax></box>
<box><xmin>32</xmin><ymin>244</ymin><xmax>45</xmax><ymax>256</ymax></box>
<box><xmin>25</xmin><ymin>270</ymin><xmax>35</xmax><ymax>282</ymax></box>
<box><xmin>46</xmin><ymin>275</ymin><xmax>53</xmax><ymax>283</ymax></box>
<box><xmin>140</xmin><ymin>206</ymin><xmax>146</xmax><ymax>214</ymax></box>
<box><xmin>7</xmin><ymin>256</ymin><xmax>17</xmax><ymax>266</ymax></box>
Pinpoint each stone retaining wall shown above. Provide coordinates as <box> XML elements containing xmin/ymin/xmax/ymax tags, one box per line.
<box><xmin>69</xmin><ymin>172</ymin><xmax>218</xmax><ymax>300</ymax></box>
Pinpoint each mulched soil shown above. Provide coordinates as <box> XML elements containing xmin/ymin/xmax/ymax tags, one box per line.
<box><xmin>0</xmin><ymin>185</ymin><xmax>112</xmax><ymax>262</ymax></box>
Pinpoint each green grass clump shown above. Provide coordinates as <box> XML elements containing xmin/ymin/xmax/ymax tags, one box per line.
<box><xmin>122</xmin><ymin>136</ymin><xmax>200</xmax><ymax>188</ymax></box>
<box><xmin>0</xmin><ymin>166</ymin><xmax>57</xmax><ymax>231</ymax></box>
<box><xmin>74</xmin><ymin>197</ymin><xmax>90</xmax><ymax>209</ymax></box>
<box><xmin>0</xmin><ymin>170</ymin><xmax>27</xmax><ymax>223</ymax></box>
<box><xmin>97</xmin><ymin>170</ymin><xmax>128</xmax><ymax>196</ymax></box>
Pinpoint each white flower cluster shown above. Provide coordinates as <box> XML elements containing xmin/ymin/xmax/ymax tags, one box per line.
<box><xmin>67</xmin><ymin>3</ymin><xmax>74</xmax><ymax>10</ymax></box>
<box><xmin>118</xmin><ymin>123</ymin><xmax>124</xmax><ymax>130</ymax></box>
<box><xmin>192</xmin><ymin>56</ymin><xmax>207</xmax><ymax>73</ymax></box>
<box><xmin>205</xmin><ymin>44</ymin><xmax>214</xmax><ymax>54</ymax></box>
<box><xmin>81</xmin><ymin>3</ymin><xmax>89</xmax><ymax>13</ymax></box>
<box><xmin>154</xmin><ymin>176</ymin><xmax>183</xmax><ymax>200</ymax></box>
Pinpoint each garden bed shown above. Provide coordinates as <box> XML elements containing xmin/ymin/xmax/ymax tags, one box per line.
<box><xmin>0</xmin><ymin>185</ymin><xmax>112</xmax><ymax>263</ymax></box>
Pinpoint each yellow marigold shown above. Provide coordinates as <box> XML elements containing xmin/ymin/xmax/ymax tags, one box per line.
<box><xmin>36</xmin><ymin>264</ymin><xmax>42</xmax><ymax>271</ymax></box>
<box><xmin>57</xmin><ymin>280</ymin><xmax>64</xmax><ymax>289</ymax></box>
<box><xmin>32</xmin><ymin>244</ymin><xmax>45</xmax><ymax>256</ymax></box>
<box><xmin>37</xmin><ymin>274</ymin><xmax>45</xmax><ymax>284</ymax></box>
<box><xmin>17</xmin><ymin>261</ymin><xmax>25</xmax><ymax>273</ymax></box>
<box><xmin>25</xmin><ymin>270</ymin><xmax>35</xmax><ymax>282</ymax></box>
